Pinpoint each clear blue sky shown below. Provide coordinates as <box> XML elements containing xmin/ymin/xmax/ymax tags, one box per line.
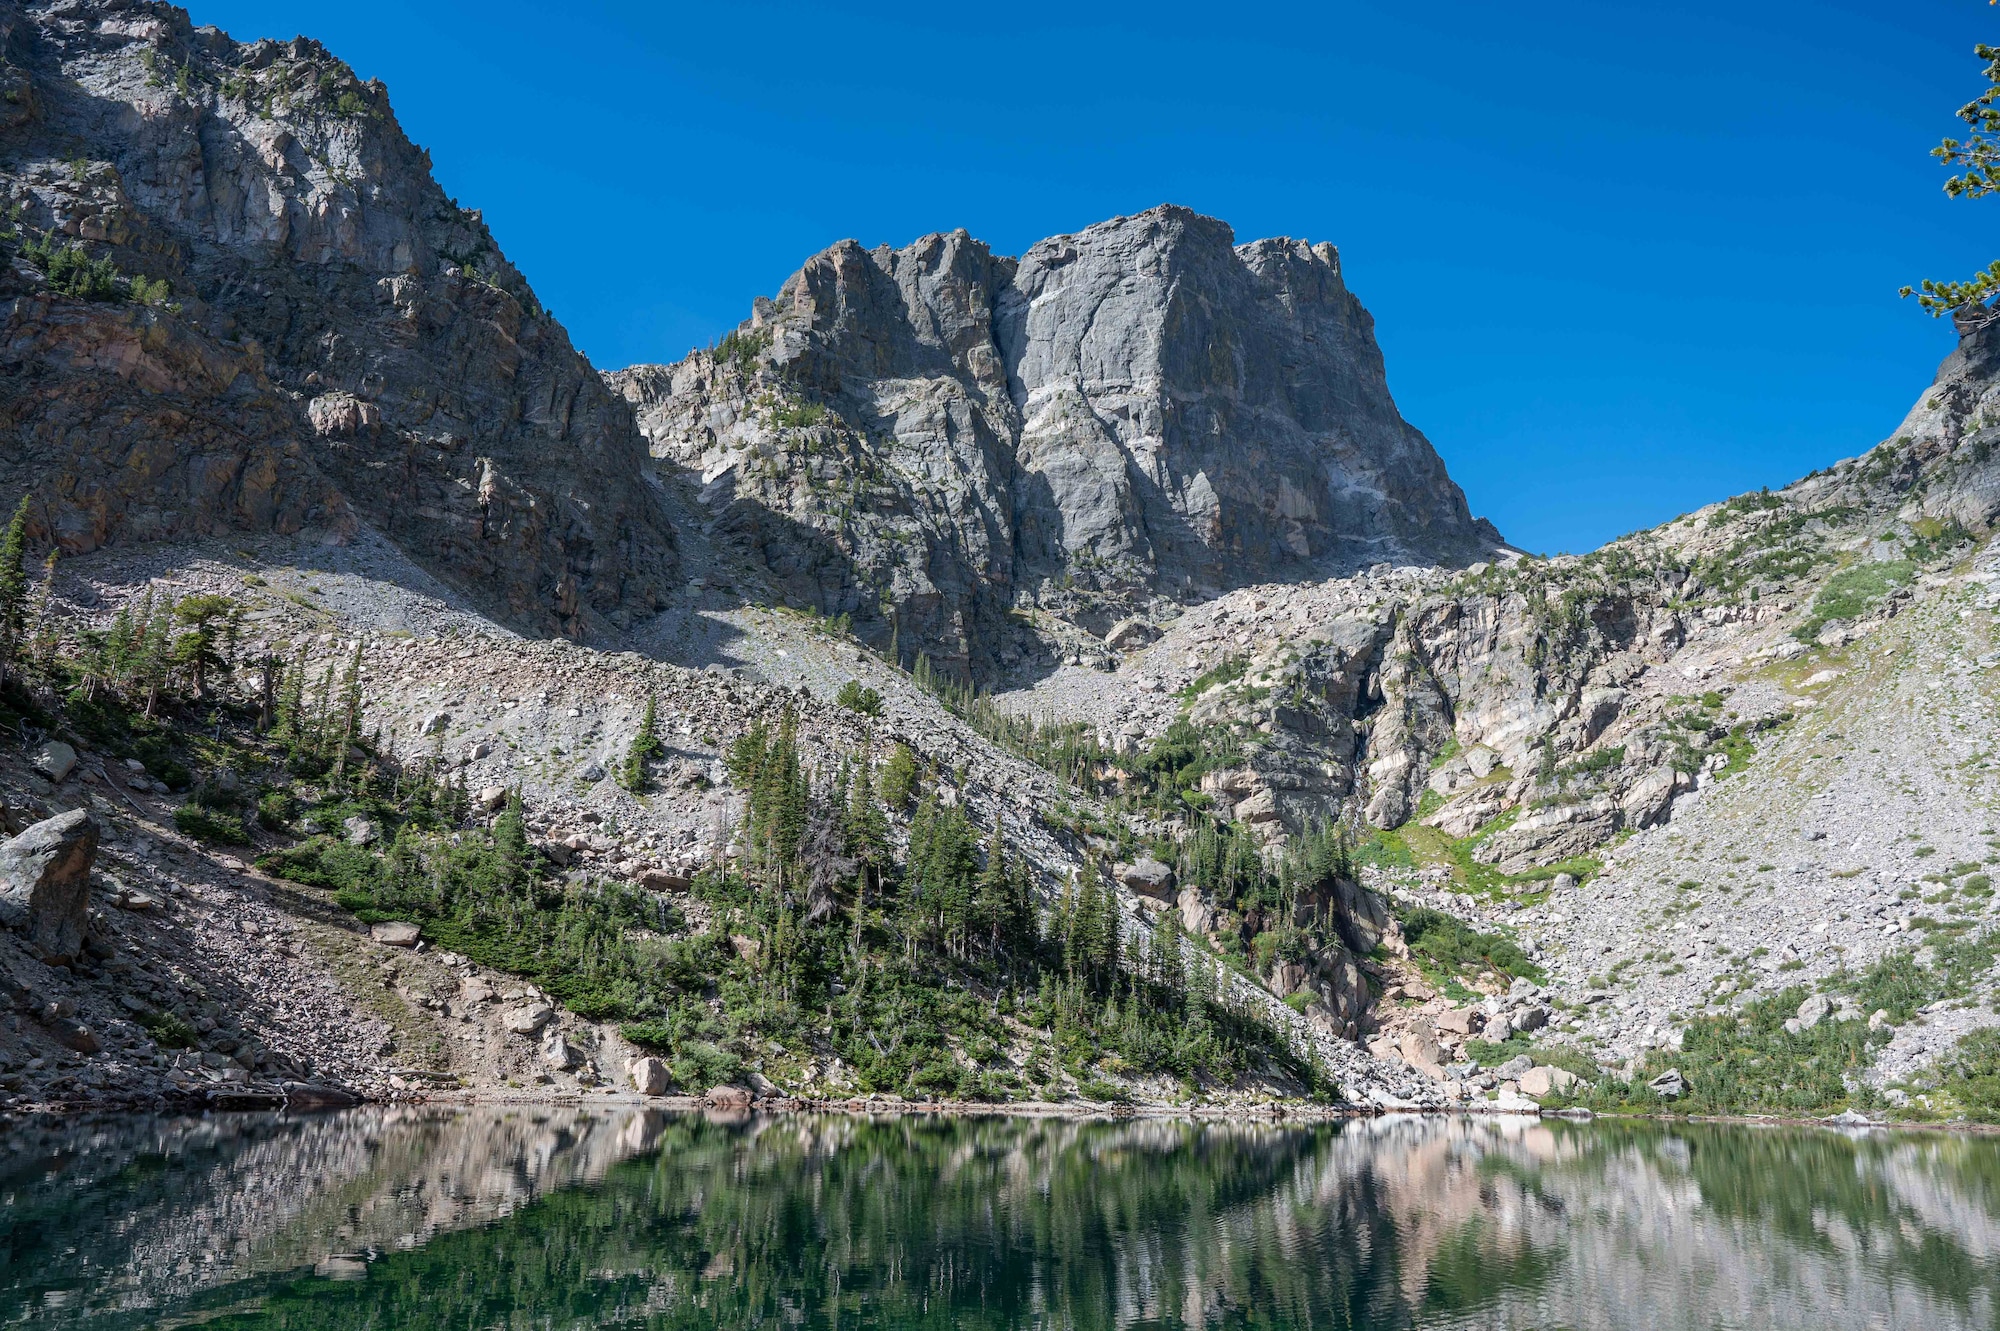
<box><xmin>192</xmin><ymin>0</ymin><xmax>1993</xmax><ymax>555</ymax></box>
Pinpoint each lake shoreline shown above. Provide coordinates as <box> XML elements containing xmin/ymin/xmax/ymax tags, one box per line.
<box><xmin>9</xmin><ymin>1083</ymin><xmax>1996</xmax><ymax>1135</ymax></box>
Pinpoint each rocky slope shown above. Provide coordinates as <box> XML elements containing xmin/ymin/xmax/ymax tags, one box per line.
<box><xmin>0</xmin><ymin>0</ymin><xmax>674</xmax><ymax>638</ymax></box>
<box><xmin>610</xmin><ymin>205</ymin><xmax>1503</xmax><ymax>677</ymax></box>
<box><xmin>6</xmin><ymin>0</ymin><xmax>2000</xmax><ymax>1125</ymax></box>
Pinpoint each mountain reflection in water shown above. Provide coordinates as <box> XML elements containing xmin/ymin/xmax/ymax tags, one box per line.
<box><xmin>3</xmin><ymin>1107</ymin><xmax>1998</xmax><ymax>1328</ymax></box>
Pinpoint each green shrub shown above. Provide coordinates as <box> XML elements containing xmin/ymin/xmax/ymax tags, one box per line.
<box><xmin>173</xmin><ymin>803</ymin><xmax>248</xmax><ymax>845</ymax></box>
<box><xmin>1923</xmin><ymin>1028</ymin><xmax>2000</xmax><ymax>1120</ymax></box>
<box><xmin>256</xmin><ymin>788</ymin><xmax>296</xmax><ymax>830</ymax></box>
<box><xmin>1400</xmin><ymin>906</ymin><xmax>1542</xmax><ymax>982</ymax></box>
<box><xmin>20</xmin><ymin>235</ymin><xmax>126</xmax><ymax>301</ymax></box>
<box><xmin>138</xmin><ymin>1010</ymin><xmax>196</xmax><ymax>1049</ymax></box>
<box><xmin>1074</xmin><ymin>1076</ymin><xmax>1128</xmax><ymax>1103</ymax></box>
<box><xmin>1794</xmin><ymin>560</ymin><xmax>1914</xmax><ymax>641</ymax></box>
<box><xmin>836</xmin><ymin>680</ymin><xmax>883</xmax><ymax>716</ymax></box>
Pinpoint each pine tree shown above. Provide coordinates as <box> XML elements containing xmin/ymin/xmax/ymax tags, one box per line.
<box><xmin>881</xmin><ymin>742</ymin><xmax>918</xmax><ymax>810</ymax></box>
<box><xmin>331</xmin><ymin>640</ymin><xmax>363</xmax><ymax>781</ymax></box>
<box><xmin>0</xmin><ymin>495</ymin><xmax>29</xmax><ymax>676</ymax></box>
<box><xmin>619</xmin><ymin>694</ymin><xmax>664</xmax><ymax>792</ymax></box>
<box><xmin>845</xmin><ymin>753</ymin><xmax>888</xmax><ymax>901</ymax></box>
<box><xmin>23</xmin><ymin>549</ymin><xmax>58</xmax><ymax>677</ymax></box>
<box><xmin>975</xmin><ymin>822</ymin><xmax>1010</xmax><ymax>954</ymax></box>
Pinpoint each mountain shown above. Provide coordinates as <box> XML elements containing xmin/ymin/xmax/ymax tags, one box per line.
<box><xmin>610</xmin><ymin>206</ymin><xmax>1503</xmax><ymax>677</ymax></box>
<box><xmin>0</xmin><ymin>1</ymin><xmax>674</xmax><ymax>638</ymax></box>
<box><xmin>3</xmin><ymin>0</ymin><xmax>2000</xmax><ymax>1125</ymax></box>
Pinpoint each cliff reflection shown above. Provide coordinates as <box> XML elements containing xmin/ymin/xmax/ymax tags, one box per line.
<box><xmin>6</xmin><ymin>1109</ymin><xmax>2000</xmax><ymax>1328</ymax></box>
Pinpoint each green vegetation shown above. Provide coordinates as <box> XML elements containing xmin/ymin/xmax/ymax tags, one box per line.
<box><xmin>1398</xmin><ymin>905</ymin><xmax>1541</xmax><ymax>993</ymax></box>
<box><xmin>714</xmin><ymin>326</ymin><xmax>771</xmax><ymax>374</ymax></box>
<box><xmin>1602</xmin><ymin>987</ymin><xmax>1883</xmax><ymax>1116</ymax></box>
<box><xmin>834</xmin><ymin>679</ymin><xmax>882</xmax><ymax>716</ymax></box>
<box><xmin>1920</xmin><ymin>1028</ymin><xmax>2000</xmax><ymax>1119</ymax></box>
<box><xmin>1903</xmin><ymin>38</ymin><xmax>2000</xmax><ymax>319</ymax></box>
<box><xmin>617</xmin><ymin>695</ymin><xmax>664</xmax><ymax>792</ymax></box>
<box><xmin>1793</xmin><ymin>560</ymin><xmax>1915</xmax><ymax>642</ymax></box>
<box><xmin>16</xmin><ymin>233</ymin><xmax>170</xmax><ymax>305</ymax></box>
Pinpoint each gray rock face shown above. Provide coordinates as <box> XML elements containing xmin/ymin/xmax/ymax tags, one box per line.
<box><xmin>0</xmin><ymin>808</ymin><xmax>100</xmax><ymax>964</ymax></box>
<box><xmin>0</xmin><ymin>2</ymin><xmax>673</xmax><ymax>638</ymax></box>
<box><xmin>612</xmin><ymin>205</ymin><xmax>1501</xmax><ymax>674</ymax></box>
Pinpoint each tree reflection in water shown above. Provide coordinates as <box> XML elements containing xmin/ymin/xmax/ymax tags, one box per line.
<box><xmin>6</xmin><ymin>1109</ymin><xmax>2000</xmax><ymax>1328</ymax></box>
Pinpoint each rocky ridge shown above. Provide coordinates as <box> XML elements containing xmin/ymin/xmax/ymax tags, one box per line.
<box><xmin>611</xmin><ymin>205</ymin><xmax>1502</xmax><ymax>677</ymax></box>
<box><xmin>0</xmin><ymin>0</ymin><xmax>674</xmax><ymax>638</ymax></box>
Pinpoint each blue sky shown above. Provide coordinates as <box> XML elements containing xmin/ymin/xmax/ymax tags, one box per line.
<box><xmin>194</xmin><ymin>0</ymin><xmax>1993</xmax><ymax>555</ymax></box>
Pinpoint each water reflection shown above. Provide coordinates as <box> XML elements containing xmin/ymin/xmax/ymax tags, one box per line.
<box><xmin>4</xmin><ymin>1107</ymin><xmax>1999</xmax><ymax>1328</ymax></box>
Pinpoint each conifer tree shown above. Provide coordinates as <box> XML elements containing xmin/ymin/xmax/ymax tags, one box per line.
<box><xmin>619</xmin><ymin>694</ymin><xmax>663</xmax><ymax>792</ymax></box>
<box><xmin>331</xmin><ymin>640</ymin><xmax>363</xmax><ymax>781</ymax></box>
<box><xmin>0</xmin><ymin>495</ymin><xmax>29</xmax><ymax>676</ymax></box>
<box><xmin>881</xmin><ymin>741</ymin><xmax>918</xmax><ymax>810</ymax></box>
<box><xmin>23</xmin><ymin>549</ymin><xmax>58</xmax><ymax>678</ymax></box>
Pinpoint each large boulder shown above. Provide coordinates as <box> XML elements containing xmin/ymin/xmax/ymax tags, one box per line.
<box><xmin>628</xmin><ymin>1056</ymin><xmax>671</xmax><ymax>1096</ymax></box>
<box><xmin>1519</xmin><ymin>1065</ymin><xmax>1582</xmax><ymax>1098</ymax></box>
<box><xmin>0</xmin><ymin>809</ymin><xmax>99</xmax><ymax>963</ymax></box>
<box><xmin>1115</xmin><ymin>858</ymin><xmax>1176</xmax><ymax>900</ymax></box>
<box><xmin>31</xmin><ymin>742</ymin><xmax>77</xmax><ymax>784</ymax></box>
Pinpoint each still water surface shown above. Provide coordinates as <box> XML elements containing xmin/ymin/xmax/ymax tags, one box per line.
<box><xmin>3</xmin><ymin>1106</ymin><xmax>1997</xmax><ymax>1329</ymax></box>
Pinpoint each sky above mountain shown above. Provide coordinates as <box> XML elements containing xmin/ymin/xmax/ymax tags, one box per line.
<box><xmin>193</xmin><ymin>0</ymin><xmax>1990</xmax><ymax>555</ymax></box>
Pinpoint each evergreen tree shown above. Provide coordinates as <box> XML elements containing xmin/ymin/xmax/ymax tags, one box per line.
<box><xmin>23</xmin><ymin>549</ymin><xmax>58</xmax><ymax>677</ymax></box>
<box><xmin>0</xmin><ymin>495</ymin><xmax>29</xmax><ymax>675</ymax></box>
<box><xmin>619</xmin><ymin>694</ymin><xmax>664</xmax><ymax>792</ymax></box>
<box><xmin>330</xmin><ymin>639</ymin><xmax>363</xmax><ymax>780</ymax></box>
<box><xmin>881</xmin><ymin>742</ymin><xmax>918</xmax><ymax>810</ymax></box>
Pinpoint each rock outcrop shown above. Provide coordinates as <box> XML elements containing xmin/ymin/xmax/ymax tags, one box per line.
<box><xmin>0</xmin><ymin>1</ymin><xmax>674</xmax><ymax>637</ymax></box>
<box><xmin>612</xmin><ymin>206</ymin><xmax>1502</xmax><ymax>675</ymax></box>
<box><xmin>0</xmin><ymin>808</ymin><xmax>99</xmax><ymax>964</ymax></box>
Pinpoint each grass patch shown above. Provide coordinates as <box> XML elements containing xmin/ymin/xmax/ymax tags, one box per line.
<box><xmin>1794</xmin><ymin>560</ymin><xmax>1915</xmax><ymax>642</ymax></box>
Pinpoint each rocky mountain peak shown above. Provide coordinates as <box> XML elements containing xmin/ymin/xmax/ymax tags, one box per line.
<box><xmin>614</xmin><ymin>204</ymin><xmax>1503</xmax><ymax>674</ymax></box>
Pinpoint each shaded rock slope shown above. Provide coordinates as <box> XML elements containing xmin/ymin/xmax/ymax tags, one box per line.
<box><xmin>611</xmin><ymin>206</ymin><xmax>1503</xmax><ymax>677</ymax></box>
<box><xmin>0</xmin><ymin>0</ymin><xmax>674</xmax><ymax>638</ymax></box>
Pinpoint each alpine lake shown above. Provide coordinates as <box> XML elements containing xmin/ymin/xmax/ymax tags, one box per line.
<box><xmin>5</xmin><ymin>1105</ymin><xmax>1998</xmax><ymax>1329</ymax></box>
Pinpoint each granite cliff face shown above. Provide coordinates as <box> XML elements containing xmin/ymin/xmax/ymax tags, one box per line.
<box><xmin>0</xmin><ymin>0</ymin><xmax>673</xmax><ymax>636</ymax></box>
<box><xmin>612</xmin><ymin>206</ymin><xmax>1501</xmax><ymax>675</ymax></box>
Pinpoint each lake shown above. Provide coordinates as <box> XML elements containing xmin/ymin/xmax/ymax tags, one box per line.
<box><xmin>2</xmin><ymin>1105</ymin><xmax>1995</xmax><ymax>1328</ymax></box>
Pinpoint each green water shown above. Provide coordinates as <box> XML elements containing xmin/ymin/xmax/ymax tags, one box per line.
<box><xmin>5</xmin><ymin>1108</ymin><xmax>2000</xmax><ymax>1328</ymax></box>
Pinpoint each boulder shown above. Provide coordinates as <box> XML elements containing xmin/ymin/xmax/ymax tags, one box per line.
<box><xmin>476</xmin><ymin>785</ymin><xmax>509</xmax><ymax>811</ymax></box>
<box><xmin>44</xmin><ymin>1016</ymin><xmax>99</xmax><ymax>1054</ymax></box>
<box><xmin>1104</xmin><ymin>618</ymin><xmax>1158</xmax><ymax>651</ymax></box>
<box><xmin>1436</xmin><ymin>1007</ymin><xmax>1485</xmax><ymax>1036</ymax></box>
<box><xmin>1398</xmin><ymin>1028</ymin><xmax>1446</xmax><ymax>1079</ymax></box>
<box><xmin>1496</xmin><ymin>1054</ymin><xmax>1534</xmax><ymax>1079</ymax></box>
<box><xmin>1115</xmin><ymin>858</ymin><xmax>1175</xmax><ymax>899</ymax></box>
<box><xmin>1647</xmin><ymin>1068</ymin><xmax>1685</xmax><ymax>1099</ymax></box>
<box><xmin>1518</xmin><ymin>1065</ymin><xmax>1582</xmax><ymax>1098</ymax></box>
<box><xmin>370</xmin><ymin>921</ymin><xmax>421</xmax><ymax>947</ymax></box>
<box><xmin>31</xmin><ymin>742</ymin><xmax>77</xmax><ymax>784</ymax></box>
<box><xmin>707</xmin><ymin>1084</ymin><xmax>754</xmax><ymax>1107</ymax></box>
<box><xmin>542</xmin><ymin>1034</ymin><xmax>582</xmax><ymax>1071</ymax></box>
<box><xmin>1619</xmin><ymin>767</ymin><xmax>1693</xmax><ymax>831</ymax></box>
<box><xmin>1178</xmin><ymin>887</ymin><xmax>1216</xmax><ymax>936</ymax></box>
<box><xmin>505</xmin><ymin>1004</ymin><xmax>554</xmax><ymax>1035</ymax></box>
<box><xmin>1512</xmin><ymin>1004</ymin><xmax>1550</xmax><ymax>1033</ymax></box>
<box><xmin>419</xmin><ymin>710</ymin><xmax>452</xmax><ymax>736</ymax></box>
<box><xmin>639</xmin><ymin>867</ymin><xmax>691</xmax><ymax>892</ymax></box>
<box><xmin>628</xmin><ymin>1056</ymin><xmax>671</xmax><ymax>1095</ymax></box>
<box><xmin>1795</xmin><ymin>993</ymin><xmax>1832</xmax><ymax>1031</ymax></box>
<box><xmin>343</xmin><ymin>816</ymin><xmax>378</xmax><ymax>846</ymax></box>
<box><xmin>0</xmin><ymin>809</ymin><xmax>99</xmax><ymax>963</ymax></box>
<box><xmin>577</xmin><ymin>761</ymin><xmax>606</xmax><ymax>783</ymax></box>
